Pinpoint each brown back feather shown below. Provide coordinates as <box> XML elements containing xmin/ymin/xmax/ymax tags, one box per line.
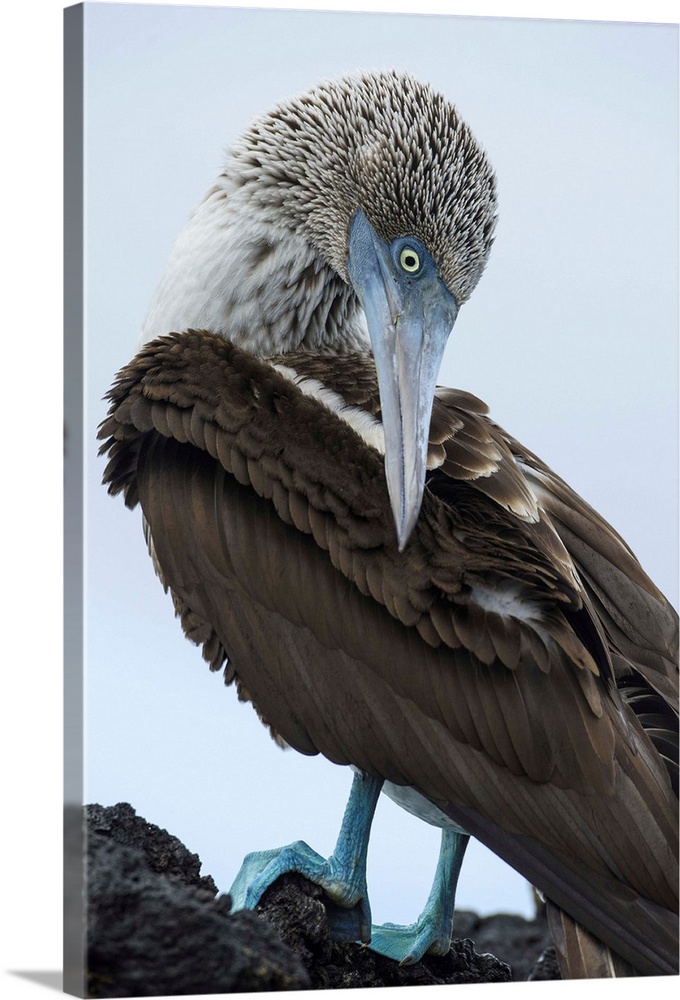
<box><xmin>99</xmin><ymin>330</ymin><xmax>678</xmax><ymax>975</ymax></box>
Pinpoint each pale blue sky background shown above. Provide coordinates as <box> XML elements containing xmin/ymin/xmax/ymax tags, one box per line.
<box><xmin>84</xmin><ymin>1</ymin><xmax>678</xmax><ymax>926</ymax></box>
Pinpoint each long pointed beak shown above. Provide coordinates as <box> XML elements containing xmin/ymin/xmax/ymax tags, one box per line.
<box><xmin>348</xmin><ymin>211</ymin><xmax>459</xmax><ymax>550</ymax></box>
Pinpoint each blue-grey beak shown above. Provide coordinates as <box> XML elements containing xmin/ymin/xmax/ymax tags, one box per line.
<box><xmin>348</xmin><ymin>210</ymin><xmax>459</xmax><ymax>550</ymax></box>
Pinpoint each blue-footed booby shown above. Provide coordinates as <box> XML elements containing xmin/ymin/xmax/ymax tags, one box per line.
<box><xmin>99</xmin><ymin>71</ymin><xmax>678</xmax><ymax>978</ymax></box>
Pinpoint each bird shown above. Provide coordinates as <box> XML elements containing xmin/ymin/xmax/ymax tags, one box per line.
<box><xmin>99</xmin><ymin>70</ymin><xmax>678</xmax><ymax>978</ymax></box>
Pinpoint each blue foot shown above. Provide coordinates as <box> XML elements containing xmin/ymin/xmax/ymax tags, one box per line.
<box><xmin>369</xmin><ymin>917</ymin><xmax>452</xmax><ymax>964</ymax></box>
<box><xmin>229</xmin><ymin>838</ymin><xmax>370</xmax><ymax>941</ymax></box>
<box><xmin>228</xmin><ymin>772</ymin><xmax>383</xmax><ymax>944</ymax></box>
<box><xmin>368</xmin><ymin>829</ymin><xmax>470</xmax><ymax>964</ymax></box>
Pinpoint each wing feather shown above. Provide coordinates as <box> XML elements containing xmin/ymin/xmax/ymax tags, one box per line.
<box><xmin>99</xmin><ymin>332</ymin><xmax>678</xmax><ymax>975</ymax></box>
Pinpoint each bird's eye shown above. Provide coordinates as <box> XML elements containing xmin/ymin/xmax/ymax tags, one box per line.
<box><xmin>399</xmin><ymin>247</ymin><xmax>421</xmax><ymax>273</ymax></box>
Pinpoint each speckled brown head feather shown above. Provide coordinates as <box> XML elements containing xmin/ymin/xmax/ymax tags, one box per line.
<box><xmin>227</xmin><ymin>71</ymin><xmax>497</xmax><ymax>303</ymax></box>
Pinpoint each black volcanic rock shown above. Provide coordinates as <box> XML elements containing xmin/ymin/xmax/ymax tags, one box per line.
<box><xmin>83</xmin><ymin>802</ymin><xmax>558</xmax><ymax>995</ymax></box>
<box><xmin>85</xmin><ymin>803</ymin><xmax>310</xmax><ymax>996</ymax></box>
<box><xmin>256</xmin><ymin>872</ymin><xmax>513</xmax><ymax>989</ymax></box>
<box><xmin>87</xmin><ymin>802</ymin><xmax>217</xmax><ymax>895</ymax></box>
<box><xmin>453</xmin><ymin>908</ymin><xmax>555</xmax><ymax>982</ymax></box>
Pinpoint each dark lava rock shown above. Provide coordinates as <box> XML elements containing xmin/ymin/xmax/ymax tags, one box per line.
<box><xmin>453</xmin><ymin>908</ymin><xmax>556</xmax><ymax>982</ymax></box>
<box><xmin>83</xmin><ymin>802</ymin><xmax>557</xmax><ymax>995</ymax></box>
<box><xmin>256</xmin><ymin>872</ymin><xmax>512</xmax><ymax>989</ymax></box>
<box><xmin>85</xmin><ymin>803</ymin><xmax>310</xmax><ymax>996</ymax></box>
<box><xmin>87</xmin><ymin>802</ymin><xmax>217</xmax><ymax>896</ymax></box>
<box><xmin>528</xmin><ymin>946</ymin><xmax>562</xmax><ymax>981</ymax></box>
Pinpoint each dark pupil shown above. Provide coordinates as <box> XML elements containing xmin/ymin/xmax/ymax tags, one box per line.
<box><xmin>404</xmin><ymin>254</ymin><xmax>417</xmax><ymax>268</ymax></box>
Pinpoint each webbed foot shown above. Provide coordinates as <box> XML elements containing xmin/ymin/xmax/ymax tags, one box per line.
<box><xmin>228</xmin><ymin>771</ymin><xmax>384</xmax><ymax>944</ymax></box>
<box><xmin>229</xmin><ymin>838</ymin><xmax>371</xmax><ymax>942</ymax></box>
<box><xmin>368</xmin><ymin>829</ymin><xmax>470</xmax><ymax>964</ymax></box>
<box><xmin>369</xmin><ymin>914</ymin><xmax>453</xmax><ymax>964</ymax></box>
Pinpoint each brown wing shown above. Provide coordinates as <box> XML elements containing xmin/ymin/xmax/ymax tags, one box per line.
<box><xmin>99</xmin><ymin>331</ymin><xmax>678</xmax><ymax>975</ymax></box>
<box><xmin>431</xmin><ymin>389</ymin><xmax>679</xmax><ymax>799</ymax></box>
<box><xmin>499</xmin><ymin>427</ymin><xmax>678</xmax><ymax>697</ymax></box>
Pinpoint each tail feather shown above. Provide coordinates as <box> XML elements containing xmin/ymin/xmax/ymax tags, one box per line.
<box><xmin>546</xmin><ymin>901</ymin><xmax>640</xmax><ymax>978</ymax></box>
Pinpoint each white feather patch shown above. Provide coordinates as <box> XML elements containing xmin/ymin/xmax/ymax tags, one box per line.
<box><xmin>470</xmin><ymin>581</ymin><xmax>543</xmax><ymax>623</ymax></box>
<box><xmin>271</xmin><ymin>362</ymin><xmax>386</xmax><ymax>455</ymax></box>
<box><xmin>382</xmin><ymin>781</ymin><xmax>467</xmax><ymax>832</ymax></box>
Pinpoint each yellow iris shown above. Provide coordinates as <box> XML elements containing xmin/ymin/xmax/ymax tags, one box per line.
<box><xmin>399</xmin><ymin>247</ymin><xmax>420</xmax><ymax>273</ymax></box>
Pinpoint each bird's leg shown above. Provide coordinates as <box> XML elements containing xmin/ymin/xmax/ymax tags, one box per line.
<box><xmin>228</xmin><ymin>771</ymin><xmax>383</xmax><ymax>943</ymax></box>
<box><xmin>368</xmin><ymin>828</ymin><xmax>470</xmax><ymax>964</ymax></box>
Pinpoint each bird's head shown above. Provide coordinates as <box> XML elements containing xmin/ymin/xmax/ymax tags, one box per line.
<box><xmin>229</xmin><ymin>72</ymin><xmax>497</xmax><ymax>548</ymax></box>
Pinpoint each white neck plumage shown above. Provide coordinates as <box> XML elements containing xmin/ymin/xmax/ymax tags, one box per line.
<box><xmin>139</xmin><ymin>180</ymin><xmax>369</xmax><ymax>358</ymax></box>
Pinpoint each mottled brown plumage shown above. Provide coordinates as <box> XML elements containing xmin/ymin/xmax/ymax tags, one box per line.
<box><xmin>100</xmin><ymin>330</ymin><xmax>678</xmax><ymax>975</ymax></box>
